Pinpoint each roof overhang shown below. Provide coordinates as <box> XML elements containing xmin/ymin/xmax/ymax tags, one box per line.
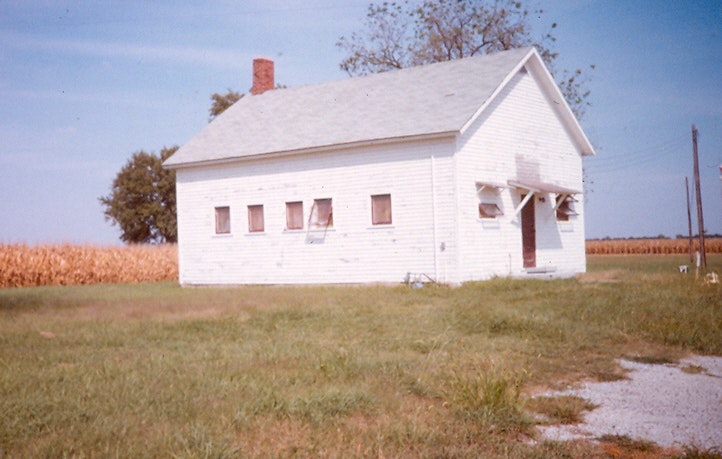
<box><xmin>522</xmin><ymin>50</ymin><xmax>595</xmax><ymax>157</ymax></box>
<box><xmin>461</xmin><ymin>47</ymin><xmax>595</xmax><ymax>158</ymax></box>
<box><xmin>163</xmin><ymin>130</ymin><xmax>457</xmax><ymax>170</ymax></box>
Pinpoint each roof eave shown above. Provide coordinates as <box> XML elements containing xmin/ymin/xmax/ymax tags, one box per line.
<box><xmin>459</xmin><ymin>48</ymin><xmax>537</xmax><ymax>135</ymax></box>
<box><xmin>163</xmin><ymin>130</ymin><xmax>458</xmax><ymax>170</ymax></box>
<box><xmin>460</xmin><ymin>47</ymin><xmax>595</xmax><ymax>157</ymax></box>
<box><xmin>523</xmin><ymin>49</ymin><xmax>595</xmax><ymax>157</ymax></box>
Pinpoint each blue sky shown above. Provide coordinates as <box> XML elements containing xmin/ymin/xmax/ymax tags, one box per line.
<box><xmin>1</xmin><ymin>0</ymin><xmax>720</xmax><ymax>245</ymax></box>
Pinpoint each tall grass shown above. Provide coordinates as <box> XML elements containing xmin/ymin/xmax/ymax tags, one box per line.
<box><xmin>0</xmin><ymin>243</ymin><xmax>177</xmax><ymax>287</ymax></box>
<box><xmin>0</xmin><ymin>255</ymin><xmax>719</xmax><ymax>457</ymax></box>
<box><xmin>445</xmin><ymin>363</ymin><xmax>530</xmax><ymax>432</ymax></box>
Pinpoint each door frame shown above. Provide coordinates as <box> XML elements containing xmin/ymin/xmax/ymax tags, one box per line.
<box><xmin>520</xmin><ymin>194</ymin><xmax>536</xmax><ymax>268</ymax></box>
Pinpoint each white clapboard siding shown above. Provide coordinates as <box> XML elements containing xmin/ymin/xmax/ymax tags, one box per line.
<box><xmin>176</xmin><ymin>137</ymin><xmax>457</xmax><ymax>285</ymax></box>
<box><xmin>170</xmin><ymin>49</ymin><xmax>594</xmax><ymax>286</ymax></box>
<box><xmin>454</xmin><ymin>69</ymin><xmax>586</xmax><ymax>280</ymax></box>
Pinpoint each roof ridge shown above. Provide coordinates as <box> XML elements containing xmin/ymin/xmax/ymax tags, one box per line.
<box><xmin>164</xmin><ymin>47</ymin><xmax>551</xmax><ymax>167</ymax></box>
<box><xmin>252</xmin><ymin>46</ymin><xmax>536</xmax><ymax>97</ymax></box>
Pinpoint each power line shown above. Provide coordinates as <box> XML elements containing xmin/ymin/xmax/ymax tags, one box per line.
<box><xmin>585</xmin><ymin>133</ymin><xmax>688</xmax><ymax>175</ymax></box>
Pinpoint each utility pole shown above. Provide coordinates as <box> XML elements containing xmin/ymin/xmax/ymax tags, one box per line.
<box><xmin>692</xmin><ymin>125</ymin><xmax>706</xmax><ymax>269</ymax></box>
<box><xmin>685</xmin><ymin>177</ymin><xmax>694</xmax><ymax>263</ymax></box>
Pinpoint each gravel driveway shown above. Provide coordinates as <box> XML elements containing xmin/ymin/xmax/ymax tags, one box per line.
<box><xmin>538</xmin><ymin>355</ymin><xmax>722</xmax><ymax>450</ymax></box>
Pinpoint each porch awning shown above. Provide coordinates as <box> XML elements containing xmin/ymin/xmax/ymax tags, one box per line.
<box><xmin>507</xmin><ymin>179</ymin><xmax>581</xmax><ymax>217</ymax></box>
<box><xmin>507</xmin><ymin>179</ymin><xmax>581</xmax><ymax>195</ymax></box>
<box><xmin>475</xmin><ymin>181</ymin><xmax>508</xmax><ymax>192</ymax></box>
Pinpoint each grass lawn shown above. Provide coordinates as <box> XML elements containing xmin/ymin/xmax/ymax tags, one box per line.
<box><xmin>1</xmin><ymin>255</ymin><xmax>720</xmax><ymax>458</ymax></box>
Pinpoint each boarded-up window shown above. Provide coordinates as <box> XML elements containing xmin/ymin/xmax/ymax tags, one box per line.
<box><xmin>478</xmin><ymin>203</ymin><xmax>503</xmax><ymax>219</ymax></box>
<box><xmin>215</xmin><ymin>206</ymin><xmax>230</xmax><ymax>234</ymax></box>
<box><xmin>286</xmin><ymin>201</ymin><xmax>303</xmax><ymax>230</ymax></box>
<box><xmin>248</xmin><ymin>205</ymin><xmax>265</xmax><ymax>232</ymax></box>
<box><xmin>310</xmin><ymin>198</ymin><xmax>333</xmax><ymax>229</ymax></box>
<box><xmin>556</xmin><ymin>197</ymin><xmax>578</xmax><ymax>221</ymax></box>
<box><xmin>371</xmin><ymin>194</ymin><xmax>392</xmax><ymax>225</ymax></box>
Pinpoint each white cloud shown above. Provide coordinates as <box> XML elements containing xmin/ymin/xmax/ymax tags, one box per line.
<box><xmin>0</xmin><ymin>31</ymin><xmax>248</xmax><ymax>70</ymax></box>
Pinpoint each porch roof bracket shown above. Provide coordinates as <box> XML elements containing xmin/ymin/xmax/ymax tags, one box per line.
<box><xmin>512</xmin><ymin>191</ymin><xmax>536</xmax><ymax>218</ymax></box>
<box><xmin>508</xmin><ymin>180</ymin><xmax>541</xmax><ymax>218</ymax></box>
<box><xmin>553</xmin><ymin>193</ymin><xmax>570</xmax><ymax>211</ymax></box>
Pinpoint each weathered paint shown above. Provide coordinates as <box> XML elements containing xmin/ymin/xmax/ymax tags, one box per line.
<box><xmin>176</xmin><ymin>137</ymin><xmax>456</xmax><ymax>285</ymax></box>
<box><xmin>454</xmin><ymin>68</ymin><xmax>586</xmax><ymax>280</ymax></box>
<box><xmin>174</xmin><ymin>60</ymin><xmax>588</xmax><ymax>286</ymax></box>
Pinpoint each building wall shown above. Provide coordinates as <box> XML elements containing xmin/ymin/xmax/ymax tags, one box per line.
<box><xmin>175</xmin><ymin>137</ymin><xmax>456</xmax><ymax>285</ymax></box>
<box><xmin>454</xmin><ymin>68</ymin><xmax>587</xmax><ymax>280</ymax></box>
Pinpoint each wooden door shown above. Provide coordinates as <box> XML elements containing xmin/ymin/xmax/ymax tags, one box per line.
<box><xmin>521</xmin><ymin>194</ymin><xmax>536</xmax><ymax>268</ymax></box>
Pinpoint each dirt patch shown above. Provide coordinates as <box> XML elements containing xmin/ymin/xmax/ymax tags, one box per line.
<box><xmin>537</xmin><ymin>355</ymin><xmax>722</xmax><ymax>449</ymax></box>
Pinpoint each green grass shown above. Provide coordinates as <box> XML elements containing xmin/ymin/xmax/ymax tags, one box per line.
<box><xmin>0</xmin><ymin>255</ymin><xmax>720</xmax><ymax>457</ymax></box>
<box><xmin>528</xmin><ymin>395</ymin><xmax>598</xmax><ymax>425</ymax></box>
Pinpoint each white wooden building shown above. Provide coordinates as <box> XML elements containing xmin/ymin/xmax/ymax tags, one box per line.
<box><xmin>164</xmin><ymin>47</ymin><xmax>594</xmax><ymax>285</ymax></box>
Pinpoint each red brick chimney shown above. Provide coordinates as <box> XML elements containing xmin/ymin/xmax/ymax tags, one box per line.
<box><xmin>251</xmin><ymin>58</ymin><xmax>274</xmax><ymax>95</ymax></box>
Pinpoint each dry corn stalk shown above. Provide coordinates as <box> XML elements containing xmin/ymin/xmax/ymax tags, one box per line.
<box><xmin>586</xmin><ymin>238</ymin><xmax>722</xmax><ymax>255</ymax></box>
<box><xmin>0</xmin><ymin>243</ymin><xmax>178</xmax><ymax>288</ymax></box>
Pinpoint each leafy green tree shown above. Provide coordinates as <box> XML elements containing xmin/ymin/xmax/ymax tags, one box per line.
<box><xmin>99</xmin><ymin>147</ymin><xmax>178</xmax><ymax>243</ymax></box>
<box><xmin>102</xmin><ymin>88</ymin><xmax>254</xmax><ymax>244</ymax></box>
<box><xmin>337</xmin><ymin>0</ymin><xmax>593</xmax><ymax>119</ymax></box>
<box><xmin>208</xmin><ymin>84</ymin><xmax>287</xmax><ymax>121</ymax></box>
<box><xmin>209</xmin><ymin>89</ymin><xmax>244</xmax><ymax>121</ymax></box>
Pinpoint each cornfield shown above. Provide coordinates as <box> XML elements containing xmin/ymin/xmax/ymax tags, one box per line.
<box><xmin>2</xmin><ymin>240</ymin><xmax>720</xmax><ymax>288</ymax></box>
<box><xmin>586</xmin><ymin>238</ymin><xmax>722</xmax><ymax>255</ymax></box>
<box><xmin>0</xmin><ymin>243</ymin><xmax>178</xmax><ymax>288</ymax></box>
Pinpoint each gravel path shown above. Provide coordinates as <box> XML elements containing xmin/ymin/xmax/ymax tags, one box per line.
<box><xmin>538</xmin><ymin>355</ymin><xmax>722</xmax><ymax>449</ymax></box>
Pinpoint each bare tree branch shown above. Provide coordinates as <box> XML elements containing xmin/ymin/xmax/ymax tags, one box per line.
<box><xmin>337</xmin><ymin>0</ymin><xmax>592</xmax><ymax>119</ymax></box>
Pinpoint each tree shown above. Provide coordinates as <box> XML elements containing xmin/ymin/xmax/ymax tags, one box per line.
<box><xmin>208</xmin><ymin>84</ymin><xmax>287</xmax><ymax>121</ymax></box>
<box><xmin>102</xmin><ymin>89</ymin><xmax>252</xmax><ymax>244</ymax></box>
<box><xmin>99</xmin><ymin>147</ymin><xmax>178</xmax><ymax>244</ymax></box>
<box><xmin>337</xmin><ymin>0</ymin><xmax>593</xmax><ymax>119</ymax></box>
<box><xmin>209</xmin><ymin>89</ymin><xmax>244</xmax><ymax>121</ymax></box>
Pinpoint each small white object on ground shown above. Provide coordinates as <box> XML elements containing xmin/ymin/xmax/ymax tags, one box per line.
<box><xmin>538</xmin><ymin>355</ymin><xmax>722</xmax><ymax>449</ymax></box>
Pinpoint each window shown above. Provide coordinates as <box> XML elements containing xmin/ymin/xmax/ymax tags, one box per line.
<box><xmin>309</xmin><ymin>198</ymin><xmax>333</xmax><ymax>229</ymax></box>
<box><xmin>215</xmin><ymin>206</ymin><xmax>230</xmax><ymax>234</ymax></box>
<box><xmin>371</xmin><ymin>194</ymin><xmax>392</xmax><ymax>225</ymax></box>
<box><xmin>478</xmin><ymin>202</ymin><xmax>503</xmax><ymax>219</ymax></box>
<box><xmin>556</xmin><ymin>197</ymin><xmax>578</xmax><ymax>221</ymax></box>
<box><xmin>247</xmin><ymin>205</ymin><xmax>265</xmax><ymax>232</ymax></box>
<box><xmin>285</xmin><ymin>201</ymin><xmax>303</xmax><ymax>230</ymax></box>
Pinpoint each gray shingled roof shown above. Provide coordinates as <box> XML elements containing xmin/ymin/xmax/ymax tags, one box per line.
<box><xmin>164</xmin><ymin>47</ymin><xmax>536</xmax><ymax>167</ymax></box>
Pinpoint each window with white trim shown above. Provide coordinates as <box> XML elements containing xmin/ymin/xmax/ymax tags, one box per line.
<box><xmin>215</xmin><ymin>206</ymin><xmax>230</xmax><ymax>234</ymax></box>
<box><xmin>476</xmin><ymin>182</ymin><xmax>504</xmax><ymax>220</ymax></box>
<box><xmin>285</xmin><ymin>201</ymin><xmax>303</xmax><ymax>230</ymax></box>
<box><xmin>478</xmin><ymin>202</ymin><xmax>503</xmax><ymax>219</ymax></box>
<box><xmin>309</xmin><ymin>198</ymin><xmax>333</xmax><ymax>229</ymax></box>
<box><xmin>371</xmin><ymin>194</ymin><xmax>392</xmax><ymax>225</ymax></box>
<box><xmin>556</xmin><ymin>197</ymin><xmax>578</xmax><ymax>221</ymax></box>
<box><xmin>247</xmin><ymin>204</ymin><xmax>265</xmax><ymax>232</ymax></box>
